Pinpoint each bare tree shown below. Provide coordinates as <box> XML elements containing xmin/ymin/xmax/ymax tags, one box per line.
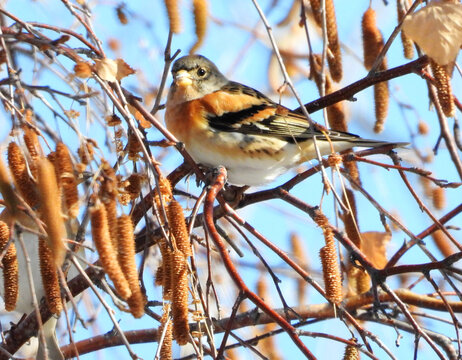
<box><xmin>0</xmin><ymin>1</ymin><xmax>461</xmax><ymax>359</ymax></box>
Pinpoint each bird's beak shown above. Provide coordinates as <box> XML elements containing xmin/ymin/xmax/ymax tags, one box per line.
<box><xmin>173</xmin><ymin>70</ymin><xmax>192</xmax><ymax>87</ymax></box>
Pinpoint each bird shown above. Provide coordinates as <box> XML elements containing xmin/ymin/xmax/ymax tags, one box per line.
<box><xmin>165</xmin><ymin>54</ymin><xmax>406</xmax><ymax>186</ymax></box>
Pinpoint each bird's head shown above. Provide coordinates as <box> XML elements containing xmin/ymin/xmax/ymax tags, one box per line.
<box><xmin>168</xmin><ymin>55</ymin><xmax>228</xmax><ymax>102</ymax></box>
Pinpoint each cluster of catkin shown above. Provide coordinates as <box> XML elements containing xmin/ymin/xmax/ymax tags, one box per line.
<box><xmin>362</xmin><ymin>7</ymin><xmax>389</xmax><ymax>133</ymax></box>
<box><xmin>290</xmin><ymin>233</ymin><xmax>310</xmax><ymax>305</ymax></box>
<box><xmin>342</xmin><ymin>189</ymin><xmax>371</xmax><ymax>296</ymax></box>
<box><xmin>0</xmin><ymin>221</ymin><xmax>17</xmax><ymax>311</ymax></box>
<box><xmin>154</xmin><ymin>176</ymin><xmax>193</xmax><ymax>348</ymax></box>
<box><xmin>311</xmin><ymin>49</ymin><xmax>364</xmax><ymax>295</ymax></box>
<box><xmin>309</xmin><ymin>0</ymin><xmax>343</xmax><ymax>82</ymax></box>
<box><xmin>90</xmin><ymin>161</ymin><xmax>146</xmax><ymax>318</ymax></box>
<box><xmin>430</xmin><ymin>61</ymin><xmax>455</xmax><ymax>118</ymax></box>
<box><xmin>311</xmin><ymin>54</ymin><xmax>361</xmax><ymax>184</ymax></box>
<box><xmin>343</xmin><ymin>338</ymin><xmax>360</xmax><ymax>360</ymax></box>
<box><xmin>0</xmin><ymin>127</ymin><xmax>80</xmax><ymax>315</ymax></box>
<box><xmin>164</xmin><ymin>0</ymin><xmax>208</xmax><ymax>54</ymax></box>
<box><xmin>255</xmin><ymin>276</ymin><xmax>282</xmax><ymax>358</ymax></box>
<box><xmin>315</xmin><ymin>212</ymin><xmax>343</xmax><ymax>305</ymax></box>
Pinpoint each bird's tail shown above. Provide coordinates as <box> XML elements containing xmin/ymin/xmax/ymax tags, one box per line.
<box><xmin>318</xmin><ymin>129</ymin><xmax>409</xmax><ymax>149</ymax></box>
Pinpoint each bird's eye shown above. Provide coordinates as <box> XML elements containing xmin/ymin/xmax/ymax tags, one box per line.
<box><xmin>197</xmin><ymin>68</ymin><xmax>206</xmax><ymax>77</ymax></box>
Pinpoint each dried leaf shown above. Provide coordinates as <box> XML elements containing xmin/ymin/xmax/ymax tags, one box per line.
<box><xmin>94</xmin><ymin>58</ymin><xmax>118</xmax><ymax>82</ymax></box>
<box><xmin>360</xmin><ymin>231</ymin><xmax>391</xmax><ymax>269</ymax></box>
<box><xmin>127</xmin><ymin>104</ymin><xmax>151</xmax><ymax>128</ymax></box>
<box><xmin>403</xmin><ymin>2</ymin><xmax>462</xmax><ymax>65</ymax></box>
<box><xmin>94</xmin><ymin>58</ymin><xmax>135</xmax><ymax>82</ymax></box>
<box><xmin>116</xmin><ymin>59</ymin><xmax>135</xmax><ymax>80</ymax></box>
<box><xmin>74</xmin><ymin>62</ymin><xmax>92</xmax><ymax>78</ymax></box>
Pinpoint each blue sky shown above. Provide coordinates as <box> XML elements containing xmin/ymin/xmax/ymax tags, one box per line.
<box><xmin>1</xmin><ymin>1</ymin><xmax>461</xmax><ymax>359</ymax></box>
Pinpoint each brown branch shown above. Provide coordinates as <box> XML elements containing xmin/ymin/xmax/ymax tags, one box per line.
<box><xmin>422</xmin><ymin>66</ymin><xmax>462</xmax><ymax>180</ymax></box>
<box><xmin>359</xmin><ymin>312</ymin><xmax>457</xmax><ymax>360</ymax></box>
<box><xmin>61</xmin><ymin>328</ymin><xmax>159</xmax><ymax>359</ymax></box>
<box><xmin>379</xmin><ymin>252</ymin><xmax>462</xmax><ymax>279</ymax></box>
<box><xmin>202</xmin><ymin>166</ymin><xmax>316</xmax><ymax>359</ymax></box>
<box><xmin>380</xmin><ymin>283</ymin><xmax>446</xmax><ymax>359</ymax></box>
<box><xmin>60</xmin><ymin>288</ymin><xmax>462</xmax><ymax>358</ymax></box>
<box><xmin>386</xmin><ymin>203</ymin><xmax>462</xmax><ymax>268</ymax></box>
<box><xmin>295</xmin><ymin>56</ymin><xmax>429</xmax><ymax>114</ymax></box>
<box><xmin>0</xmin><ymin>26</ymin><xmax>83</xmax><ymax>62</ymax></box>
<box><xmin>389</xmin><ymin>152</ymin><xmax>461</xmax><ymax>251</ymax></box>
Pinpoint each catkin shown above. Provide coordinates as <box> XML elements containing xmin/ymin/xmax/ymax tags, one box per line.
<box><xmin>309</xmin><ymin>2</ymin><xmax>342</xmax><ymax>81</ymax></box>
<box><xmin>342</xmin><ymin>189</ymin><xmax>361</xmax><ymax>248</ymax></box>
<box><xmin>127</xmin><ymin>133</ymin><xmax>143</xmax><ymax>161</ymax></box>
<box><xmin>432</xmin><ymin>187</ymin><xmax>446</xmax><ymax>210</ymax></box>
<box><xmin>311</xmin><ymin>54</ymin><xmax>348</xmax><ymax>137</ymax></box>
<box><xmin>430</xmin><ymin>60</ymin><xmax>455</xmax><ymax>117</ymax></box>
<box><xmin>256</xmin><ymin>275</ymin><xmax>268</xmax><ymax>299</ymax></box>
<box><xmin>104</xmin><ymin>200</ymin><xmax>119</xmax><ymax>251</ymax></box>
<box><xmin>159</xmin><ymin>304</ymin><xmax>173</xmax><ymax>360</ymax></box>
<box><xmin>325</xmin><ymin>0</ymin><xmax>342</xmax><ymax>82</ymax></box>
<box><xmin>116</xmin><ymin>4</ymin><xmax>128</xmax><ymax>24</ymax></box>
<box><xmin>100</xmin><ymin>161</ymin><xmax>119</xmax><ymax>251</ymax></box>
<box><xmin>256</xmin><ymin>276</ymin><xmax>281</xmax><ymax>358</ymax></box>
<box><xmin>310</xmin><ymin>0</ymin><xmax>322</xmax><ymax>26</ymax></box>
<box><xmin>117</xmin><ymin>215</ymin><xmax>145</xmax><ymax>318</ymax></box>
<box><xmin>37</xmin><ymin>158</ymin><xmax>66</xmax><ymax>267</ymax></box>
<box><xmin>77</xmin><ymin>141</ymin><xmax>95</xmax><ymax>165</ymax></box>
<box><xmin>158</xmin><ymin>176</ymin><xmax>173</xmax><ymax>204</ymax></box>
<box><xmin>355</xmin><ymin>268</ymin><xmax>371</xmax><ymax>294</ymax></box>
<box><xmin>290</xmin><ymin>233</ymin><xmax>308</xmax><ymax>305</ymax></box>
<box><xmin>39</xmin><ymin>237</ymin><xmax>63</xmax><ymax>314</ymax></box>
<box><xmin>167</xmin><ymin>200</ymin><xmax>192</xmax><ymax>257</ymax></box>
<box><xmin>327</xmin><ymin>101</ymin><xmax>347</xmax><ymax>132</ymax></box>
<box><xmin>164</xmin><ymin>0</ymin><xmax>182</xmax><ymax>33</ymax></box>
<box><xmin>316</xmin><ymin>213</ymin><xmax>342</xmax><ymax>304</ymax></box>
<box><xmin>171</xmin><ymin>249</ymin><xmax>190</xmax><ymax>345</ymax></box>
<box><xmin>417</xmin><ymin>121</ymin><xmax>429</xmax><ymax>135</ymax></box>
<box><xmin>155</xmin><ymin>264</ymin><xmax>164</xmax><ymax>286</ymax></box>
<box><xmin>343</xmin><ymin>339</ymin><xmax>360</xmax><ymax>360</ymax></box>
<box><xmin>159</xmin><ymin>240</ymin><xmax>173</xmax><ymax>301</ymax></box>
<box><xmin>0</xmin><ymin>157</ymin><xmax>18</xmax><ymax>216</ymax></box>
<box><xmin>420</xmin><ymin>176</ymin><xmax>433</xmax><ymax>198</ymax></box>
<box><xmin>345</xmin><ymin>160</ymin><xmax>361</xmax><ymax>185</ymax></box>
<box><xmin>311</xmin><ymin>54</ymin><xmax>328</xmax><ymax>95</ymax></box>
<box><xmin>125</xmin><ymin>174</ymin><xmax>144</xmax><ymax>200</ymax></box>
<box><xmin>374</xmin><ymin>80</ymin><xmax>389</xmax><ymax>133</ymax></box>
<box><xmin>90</xmin><ymin>201</ymin><xmax>131</xmax><ymax>300</ymax></box>
<box><xmin>362</xmin><ymin>8</ymin><xmax>383</xmax><ymax>71</ymax></box>
<box><xmin>154</xmin><ymin>176</ymin><xmax>173</xmax><ymax>226</ymax></box>
<box><xmin>432</xmin><ymin>230</ymin><xmax>455</xmax><ymax>258</ymax></box>
<box><xmin>190</xmin><ymin>0</ymin><xmax>208</xmax><ymax>54</ymax></box>
<box><xmin>55</xmin><ymin>143</ymin><xmax>79</xmax><ymax>218</ymax></box>
<box><xmin>362</xmin><ymin>8</ymin><xmax>389</xmax><ymax>132</ymax></box>
<box><xmin>0</xmin><ymin>221</ymin><xmax>18</xmax><ymax>311</ymax></box>
<box><xmin>319</xmin><ymin>242</ymin><xmax>342</xmax><ymax>304</ymax></box>
<box><xmin>7</xmin><ymin>142</ymin><xmax>38</xmax><ymax>207</ymax></box>
<box><xmin>312</xmin><ymin>54</ymin><xmax>361</xmax><ymax>183</ymax></box>
<box><xmin>397</xmin><ymin>1</ymin><xmax>414</xmax><ymax>59</ymax></box>
<box><xmin>106</xmin><ymin>114</ymin><xmax>122</xmax><ymax>126</ymax></box>
<box><xmin>22</xmin><ymin>127</ymin><xmax>41</xmax><ymax>177</ymax></box>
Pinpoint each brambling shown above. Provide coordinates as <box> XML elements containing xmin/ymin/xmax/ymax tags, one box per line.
<box><xmin>165</xmin><ymin>55</ymin><xmax>404</xmax><ymax>186</ymax></box>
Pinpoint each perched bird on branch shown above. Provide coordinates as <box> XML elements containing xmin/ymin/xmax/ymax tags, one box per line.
<box><xmin>165</xmin><ymin>54</ymin><xmax>406</xmax><ymax>186</ymax></box>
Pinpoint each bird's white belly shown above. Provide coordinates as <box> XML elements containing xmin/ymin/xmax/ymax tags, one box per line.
<box><xmin>187</xmin><ymin>134</ymin><xmax>303</xmax><ymax>186</ymax></box>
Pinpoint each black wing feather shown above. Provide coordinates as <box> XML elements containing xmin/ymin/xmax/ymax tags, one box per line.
<box><xmin>206</xmin><ymin>82</ymin><xmax>367</xmax><ymax>144</ymax></box>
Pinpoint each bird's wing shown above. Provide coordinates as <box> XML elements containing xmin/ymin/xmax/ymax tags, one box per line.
<box><xmin>205</xmin><ymin>82</ymin><xmax>364</xmax><ymax>144</ymax></box>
